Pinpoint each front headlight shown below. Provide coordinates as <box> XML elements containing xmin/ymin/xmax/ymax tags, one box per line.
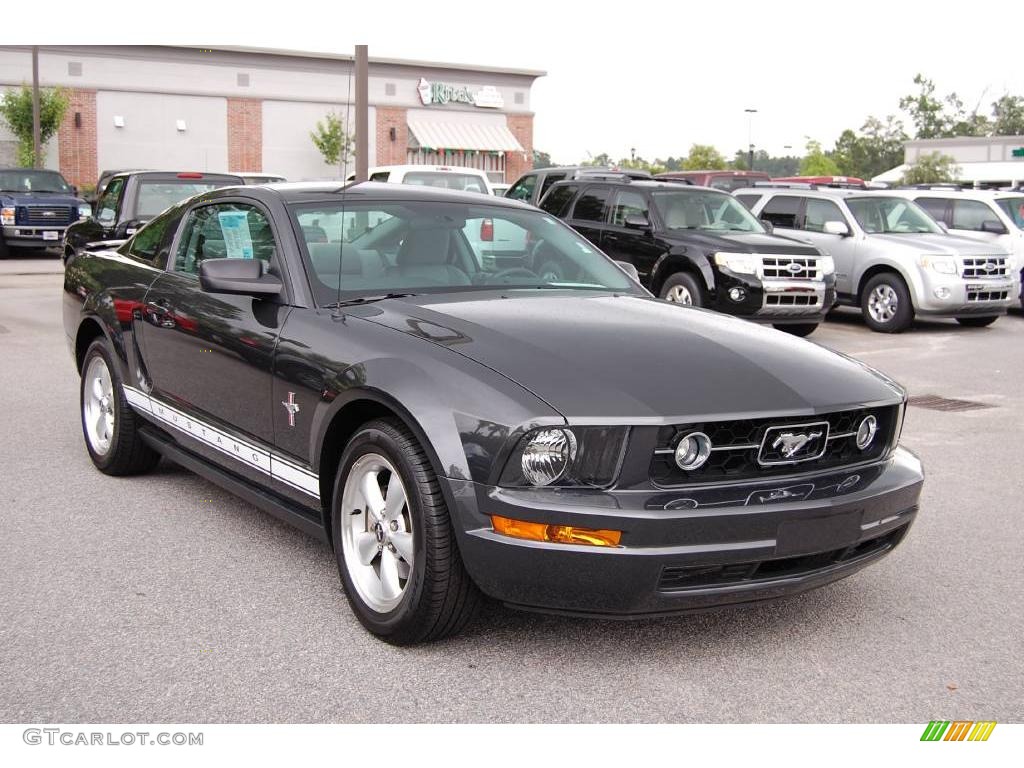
<box><xmin>714</xmin><ymin>252</ymin><xmax>759</xmax><ymax>274</ymax></box>
<box><xmin>77</xmin><ymin>203</ymin><xmax>92</xmax><ymax>219</ymax></box>
<box><xmin>1</xmin><ymin>207</ymin><xmax>14</xmax><ymax>226</ymax></box>
<box><xmin>819</xmin><ymin>256</ymin><xmax>835</xmax><ymax>275</ymax></box>
<box><xmin>500</xmin><ymin>426</ymin><xmax>628</xmax><ymax>488</ymax></box>
<box><xmin>918</xmin><ymin>254</ymin><xmax>958</xmax><ymax>275</ymax></box>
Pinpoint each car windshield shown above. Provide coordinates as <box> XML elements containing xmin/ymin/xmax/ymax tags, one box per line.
<box><xmin>401</xmin><ymin>172</ymin><xmax>488</xmax><ymax>194</ymax></box>
<box><xmin>846</xmin><ymin>197</ymin><xmax>942</xmax><ymax>234</ymax></box>
<box><xmin>651</xmin><ymin>189</ymin><xmax>765</xmax><ymax>232</ymax></box>
<box><xmin>0</xmin><ymin>170</ymin><xmax>71</xmax><ymax>193</ymax></box>
<box><xmin>135</xmin><ymin>181</ymin><xmax>230</xmax><ymax>220</ymax></box>
<box><xmin>995</xmin><ymin>197</ymin><xmax>1024</xmax><ymax>229</ymax></box>
<box><xmin>290</xmin><ymin>200</ymin><xmax>639</xmax><ymax>304</ymax></box>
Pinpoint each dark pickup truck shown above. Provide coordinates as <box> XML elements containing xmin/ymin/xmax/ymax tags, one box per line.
<box><xmin>64</xmin><ymin>170</ymin><xmax>243</xmax><ymax>263</ymax></box>
<box><xmin>0</xmin><ymin>168</ymin><xmax>90</xmax><ymax>258</ymax></box>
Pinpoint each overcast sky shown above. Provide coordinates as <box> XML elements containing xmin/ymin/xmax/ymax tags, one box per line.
<box><xmin>18</xmin><ymin>0</ymin><xmax>1024</xmax><ymax>164</ymax></box>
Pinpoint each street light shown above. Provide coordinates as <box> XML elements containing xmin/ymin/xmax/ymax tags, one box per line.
<box><xmin>744</xmin><ymin>108</ymin><xmax>757</xmax><ymax>171</ymax></box>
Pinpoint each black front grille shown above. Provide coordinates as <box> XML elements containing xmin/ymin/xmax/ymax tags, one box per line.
<box><xmin>967</xmin><ymin>290</ymin><xmax>1008</xmax><ymax>302</ymax></box>
<box><xmin>658</xmin><ymin>526</ymin><xmax>905</xmax><ymax>591</ymax></box>
<box><xmin>21</xmin><ymin>205</ymin><xmax>73</xmax><ymax>225</ymax></box>
<box><xmin>766</xmin><ymin>294</ymin><xmax>819</xmax><ymax>306</ymax></box>
<box><xmin>761</xmin><ymin>256</ymin><xmax>819</xmax><ymax>280</ymax></box>
<box><xmin>961</xmin><ymin>257</ymin><xmax>1009</xmax><ymax>278</ymax></box>
<box><xmin>650</xmin><ymin>405</ymin><xmax>899</xmax><ymax>486</ymax></box>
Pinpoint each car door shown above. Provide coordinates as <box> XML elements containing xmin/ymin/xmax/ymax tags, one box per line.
<box><xmin>565</xmin><ymin>185</ymin><xmax>611</xmax><ymax>249</ymax></box>
<box><xmin>601</xmin><ymin>188</ymin><xmax>663</xmax><ymax>280</ymax></box>
<box><xmin>948</xmin><ymin>198</ymin><xmax>1010</xmax><ymax>251</ymax></box>
<box><xmin>70</xmin><ymin>176</ymin><xmax>125</xmax><ymax>251</ymax></box>
<box><xmin>137</xmin><ymin>197</ymin><xmax>291</xmax><ymax>486</ymax></box>
<box><xmin>796</xmin><ymin>197</ymin><xmax>858</xmax><ymax>295</ymax></box>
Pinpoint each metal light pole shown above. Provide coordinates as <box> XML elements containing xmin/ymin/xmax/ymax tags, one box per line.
<box><xmin>744</xmin><ymin>108</ymin><xmax>757</xmax><ymax>172</ymax></box>
<box><xmin>31</xmin><ymin>47</ymin><xmax>41</xmax><ymax>168</ymax></box>
<box><xmin>354</xmin><ymin>45</ymin><xmax>369</xmax><ymax>183</ymax></box>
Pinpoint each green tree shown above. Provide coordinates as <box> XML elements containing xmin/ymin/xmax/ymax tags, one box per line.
<box><xmin>799</xmin><ymin>139</ymin><xmax>841</xmax><ymax>176</ymax></box>
<box><xmin>310</xmin><ymin>112</ymin><xmax>353</xmax><ymax>168</ymax></box>
<box><xmin>0</xmin><ymin>84</ymin><xmax>69</xmax><ymax>167</ymax></box>
<box><xmin>532</xmin><ymin>149</ymin><xmax>553</xmax><ymax>169</ymax></box>
<box><xmin>682</xmin><ymin>143</ymin><xmax>727</xmax><ymax>170</ymax></box>
<box><xmin>582</xmin><ymin>152</ymin><xmax>611</xmax><ymax>166</ymax></box>
<box><xmin>991</xmin><ymin>95</ymin><xmax>1024</xmax><ymax>136</ymax></box>
<box><xmin>832</xmin><ymin>115</ymin><xmax>908</xmax><ymax>179</ymax></box>
<box><xmin>900</xmin><ymin>151</ymin><xmax>960</xmax><ymax>185</ymax></box>
<box><xmin>899</xmin><ymin>74</ymin><xmax>949</xmax><ymax>139</ymax></box>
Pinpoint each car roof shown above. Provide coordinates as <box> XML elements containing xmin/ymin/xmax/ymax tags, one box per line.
<box><xmin>732</xmin><ymin>186</ymin><xmax>898</xmax><ymax>201</ymax></box>
<box><xmin>888</xmin><ymin>188</ymin><xmax>1023</xmax><ymax>200</ymax></box>
<box><xmin>109</xmin><ymin>170</ymin><xmax>244</xmax><ymax>182</ymax></box>
<box><xmin>547</xmin><ymin>178</ymin><xmax>720</xmax><ymax>193</ymax></box>
<box><xmin>656</xmin><ymin>170</ymin><xmax>769</xmax><ymax>177</ymax></box>
<box><xmin>368</xmin><ymin>164</ymin><xmax>489</xmax><ymax>176</ymax></box>
<box><xmin>256</xmin><ymin>180</ymin><xmax>533</xmax><ymax>208</ymax></box>
<box><xmin>0</xmin><ymin>167</ymin><xmax>65</xmax><ymax>173</ymax></box>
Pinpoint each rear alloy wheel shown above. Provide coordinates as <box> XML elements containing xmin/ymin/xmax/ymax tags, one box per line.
<box><xmin>80</xmin><ymin>339</ymin><xmax>160</xmax><ymax>475</ymax></box>
<box><xmin>660</xmin><ymin>272</ymin><xmax>704</xmax><ymax>307</ymax></box>
<box><xmin>333</xmin><ymin>418</ymin><xmax>481</xmax><ymax>645</ymax></box>
<box><xmin>955</xmin><ymin>316</ymin><xmax>998</xmax><ymax>328</ymax></box>
<box><xmin>861</xmin><ymin>273</ymin><xmax>913</xmax><ymax>333</ymax></box>
<box><xmin>773</xmin><ymin>323</ymin><xmax>818</xmax><ymax>337</ymax></box>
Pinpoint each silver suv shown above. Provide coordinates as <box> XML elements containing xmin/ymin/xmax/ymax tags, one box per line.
<box><xmin>735</xmin><ymin>187</ymin><xmax>1018</xmax><ymax>332</ymax></box>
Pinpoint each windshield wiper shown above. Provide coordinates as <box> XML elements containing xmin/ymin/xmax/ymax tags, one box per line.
<box><xmin>327</xmin><ymin>292</ymin><xmax>418</xmax><ymax>308</ymax></box>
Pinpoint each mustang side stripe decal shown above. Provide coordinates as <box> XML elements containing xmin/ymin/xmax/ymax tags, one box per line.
<box><xmin>122</xmin><ymin>386</ymin><xmax>320</xmax><ymax>499</ymax></box>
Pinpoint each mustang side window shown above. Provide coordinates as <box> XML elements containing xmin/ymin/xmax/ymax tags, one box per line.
<box><xmin>175</xmin><ymin>203</ymin><xmax>278</xmax><ymax>276</ymax></box>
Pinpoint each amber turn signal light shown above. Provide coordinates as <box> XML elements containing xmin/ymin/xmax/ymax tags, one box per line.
<box><xmin>491</xmin><ymin>515</ymin><xmax>621</xmax><ymax>547</ymax></box>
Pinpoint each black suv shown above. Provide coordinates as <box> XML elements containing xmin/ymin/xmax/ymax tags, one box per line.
<box><xmin>64</xmin><ymin>170</ymin><xmax>242</xmax><ymax>263</ymax></box>
<box><xmin>505</xmin><ymin>166</ymin><xmax>653</xmax><ymax>207</ymax></box>
<box><xmin>539</xmin><ymin>178</ymin><xmax>837</xmax><ymax>335</ymax></box>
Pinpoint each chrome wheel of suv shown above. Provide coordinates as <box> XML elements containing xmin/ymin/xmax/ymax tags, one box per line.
<box><xmin>861</xmin><ymin>273</ymin><xmax>913</xmax><ymax>333</ymax></box>
<box><xmin>868</xmin><ymin>285</ymin><xmax>898</xmax><ymax>324</ymax></box>
<box><xmin>666</xmin><ymin>284</ymin><xmax>693</xmax><ymax>305</ymax></box>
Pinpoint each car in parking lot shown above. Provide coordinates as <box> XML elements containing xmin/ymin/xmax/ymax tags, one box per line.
<box><xmin>655</xmin><ymin>170</ymin><xmax>770</xmax><ymax>191</ymax></box>
<box><xmin>63</xmin><ymin>171</ymin><xmax>244</xmax><ymax>263</ymax></box>
<box><xmin>886</xmin><ymin>188</ymin><xmax>1024</xmax><ymax>308</ymax></box>
<box><xmin>539</xmin><ymin>176</ymin><xmax>836</xmax><ymax>335</ymax></box>
<box><xmin>349</xmin><ymin>164</ymin><xmax>493</xmax><ymax>194</ymax></box>
<box><xmin>505</xmin><ymin>166</ymin><xmax>653</xmax><ymax>206</ymax></box>
<box><xmin>63</xmin><ymin>180</ymin><xmax>923</xmax><ymax>644</ymax></box>
<box><xmin>0</xmin><ymin>168</ymin><xmax>91</xmax><ymax>258</ymax></box>
<box><xmin>737</xmin><ymin>186</ymin><xmax>1018</xmax><ymax>331</ymax></box>
<box><xmin>232</xmin><ymin>172</ymin><xmax>288</xmax><ymax>185</ymax></box>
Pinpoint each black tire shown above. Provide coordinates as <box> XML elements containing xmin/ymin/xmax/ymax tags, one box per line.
<box><xmin>773</xmin><ymin>322</ymin><xmax>818</xmax><ymax>337</ymax></box>
<box><xmin>955</xmin><ymin>316</ymin><xmax>998</xmax><ymax>328</ymax></box>
<box><xmin>79</xmin><ymin>339</ymin><xmax>160</xmax><ymax>475</ymax></box>
<box><xmin>860</xmin><ymin>272</ymin><xmax>914</xmax><ymax>333</ymax></box>
<box><xmin>659</xmin><ymin>271</ymin><xmax>705</xmax><ymax>307</ymax></box>
<box><xmin>332</xmin><ymin>418</ymin><xmax>481</xmax><ymax>645</ymax></box>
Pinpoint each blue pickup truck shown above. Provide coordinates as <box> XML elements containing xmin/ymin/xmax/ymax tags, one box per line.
<box><xmin>0</xmin><ymin>168</ymin><xmax>90</xmax><ymax>258</ymax></box>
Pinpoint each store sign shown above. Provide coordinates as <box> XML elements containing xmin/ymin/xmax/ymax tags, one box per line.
<box><xmin>1012</xmin><ymin>147</ymin><xmax>1024</xmax><ymax>158</ymax></box>
<box><xmin>417</xmin><ymin>77</ymin><xmax>504</xmax><ymax>109</ymax></box>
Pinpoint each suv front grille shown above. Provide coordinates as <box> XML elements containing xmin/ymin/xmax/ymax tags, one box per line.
<box><xmin>961</xmin><ymin>257</ymin><xmax>1009</xmax><ymax>278</ymax></box>
<box><xmin>760</xmin><ymin>256</ymin><xmax>820</xmax><ymax>280</ymax></box>
<box><xmin>20</xmin><ymin>205</ymin><xmax>74</xmax><ymax>225</ymax></box>
<box><xmin>967</xmin><ymin>289</ymin><xmax>1009</xmax><ymax>302</ymax></box>
<box><xmin>650</xmin><ymin>405</ymin><xmax>900</xmax><ymax>486</ymax></box>
<box><xmin>765</xmin><ymin>294</ymin><xmax>820</xmax><ymax>307</ymax></box>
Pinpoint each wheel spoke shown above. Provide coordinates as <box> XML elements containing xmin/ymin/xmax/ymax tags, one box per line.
<box><xmin>92</xmin><ymin>378</ymin><xmax>104</xmax><ymax>400</ymax></box>
<box><xmin>379</xmin><ymin>548</ymin><xmax>401</xmax><ymax>599</ymax></box>
<box><xmin>385</xmin><ymin>471</ymin><xmax>407</xmax><ymax>520</ymax></box>
<box><xmin>361</xmin><ymin>471</ymin><xmax>385</xmax><ymax>522</ymax></box>
<box><xmin>355</xmin><ymin>532</ymin><xmax>379</xmax><ymax>566</ymax></box>
<box><xmin>94</xmin><ymin>411</ymin><xmax>107</xmax><ymax>441</ymax></box>
<box><xmin>390</xmin><ymin>531</ymin><xmax>414</xmax><ymax>564</ymax></box>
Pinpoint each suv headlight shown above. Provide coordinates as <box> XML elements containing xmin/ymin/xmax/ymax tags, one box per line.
<box><xmin>1</xmin><ymin>207</ymin><xmax>14</xmax><ymax>226</ymax></box>
<box><xmin>500</xmin><ymin>426</ymin><xmax>628</xmax><ymax>488</ymax></box>
<box><xmin>77</xmin><ymin>203</ymin><xmax>92</xmax><ymax>219</ymax></box>
<box><xmin>714</xmin><ymin>252</ymin><xmax>759</xmax><ymax>275</ymax></box>
<box><xmin>819</xmin><ymin>256</ymin><xmax>835</xmax><ymax>275</ymax></box>
<box><xmin>918</xmin><ymin>254</ymin><xmax>958</xmax><ymax>275</ymax></box>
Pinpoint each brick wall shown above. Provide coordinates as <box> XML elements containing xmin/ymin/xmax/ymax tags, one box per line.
<box><xmin>227</xmin><ymin>98</ymin><xmax>262</xmax><ymax>172</ymax></box>
<box><xmin>504</xmin><ymin>113</ymin><xmax>534</xmax><ymax>182</ymax></box>
<box><xmin>376</xmin><ymin>106</ymin><xmax>408</xmax><ymax>166</ymax></box>
<box><xmin>57</xmin><ymin>89</ymin><xmax>97</xmax><ymax>190</ymax></box>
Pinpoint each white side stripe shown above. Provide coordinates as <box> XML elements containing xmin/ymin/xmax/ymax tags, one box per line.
<box><xmin>123</xmin><ymin>385</ymin><xmax>320</xmax><ymax>499</ymax></box>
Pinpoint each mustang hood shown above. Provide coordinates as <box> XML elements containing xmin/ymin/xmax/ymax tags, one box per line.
<box><xmin>365</xmin><ymin>292</ymin><xmax>901</xmax><ymax>422</ymax></box>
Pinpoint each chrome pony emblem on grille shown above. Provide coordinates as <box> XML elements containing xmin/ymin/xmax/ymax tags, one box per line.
<box><xmin>772</xmin><ymin>430</ymin><xmax>823</xmax><ymax>458</ymax></box>
<box><xmin>758</xmin><ymin>421</ymin><xmax>830</xmax><ymax>466</ymax></box>
<box><xmin>787</xmin><ymin>262</ymin><xmax>803</xmax><ymax>273</ymax></box>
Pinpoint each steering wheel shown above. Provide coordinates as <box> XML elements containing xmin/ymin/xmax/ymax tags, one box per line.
<box><xmin>489</xmin><ymin>267</ymin><xmax>539</xmax><ymax>281</ymax></box>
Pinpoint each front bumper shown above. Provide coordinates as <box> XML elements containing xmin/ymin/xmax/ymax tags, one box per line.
<box><xmin>914</xmin><ymin>271</ymin><xmax>1017</xmax><ymax>316</ymax></box>
<box><xmin>2</xmin><ymin>224</ymin><xmax>68</xmax><ymax>248</ymax></box>
<box><xmin>449</xmin><ymin>447</ymin><xmax>923</xmax><ymax>617</ymax></box>
<box><xmin>712</xmin><ymin>271</ymin><xmax>837</xmax><ymax>324</ymax></box>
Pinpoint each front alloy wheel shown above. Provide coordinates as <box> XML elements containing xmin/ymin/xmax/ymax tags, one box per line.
<box><xmin>660</xmin><ymin>272</ymin><xmax>704</xmax><ymax>307</ymax></box>
<box><xmin>860</xmin><ymin>273</ymin><xmax>913</xmax><ymax>333</ymax></box>
<box><xmin>332</xmin><ymin>418</ymin><xmax>481</xmax><ymax>644</ymax></box>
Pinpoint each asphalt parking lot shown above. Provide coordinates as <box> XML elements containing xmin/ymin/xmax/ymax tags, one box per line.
<box><xmin>1</xmin><ymin>253</ymin><xmax>1021</xmax><ymax>723</ymax></box>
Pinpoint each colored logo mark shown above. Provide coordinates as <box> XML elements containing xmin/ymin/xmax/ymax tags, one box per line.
<box><xmin>920</xmin><ymin>721</ymin><xmax>996</xmax><ymax>742</ymax></box>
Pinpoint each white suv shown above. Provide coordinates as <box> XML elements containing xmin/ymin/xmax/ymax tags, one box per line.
<box><xmin>885</xmin><ymin>188</ymin><xmax>1024</xmax><ymax>309</ymax></box>
<box><xmin>735</xmin><ymin>187</ymin><xmax>1018</xmax><ymax>332</ymax></box>
<box><xmin>348</xmin><ymin>165</ymin><xmax>493</xmax><ymax>195</ymax></box>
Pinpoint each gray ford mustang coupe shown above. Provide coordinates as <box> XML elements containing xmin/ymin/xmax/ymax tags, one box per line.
<box><xmin>63</xmin><ymin>181</ymin><xmax>924</xmax><ymax>644</ymax></box>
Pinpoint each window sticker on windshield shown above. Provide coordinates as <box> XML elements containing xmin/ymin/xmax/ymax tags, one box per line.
<box><xmin>218</xmin><ymin>211</ymin><xmax>254</xmax><ymax>259</ymax></box>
